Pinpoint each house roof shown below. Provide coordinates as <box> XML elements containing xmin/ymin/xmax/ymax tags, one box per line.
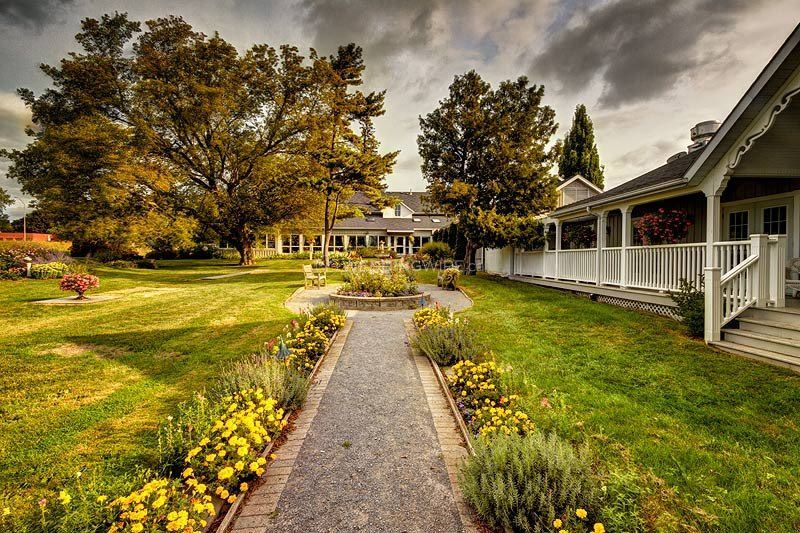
<box><xmin>336</xmin><ymin>214</ymin><xmax>450</xmax><ymax>232</ymax></box>
<box><xmin>553</xmin><ymin>150</ymin><xmax>703</xmax><ymax>214</ymax></box>
<box><xmin>348</xmin><ymin>191</ymin><xmax>441</xmax><ymax>214</ymax></box>
<box><xmin>553</xmin><ymin>22</ymin><xmax>800</xmax><ymax>217</ymax></box>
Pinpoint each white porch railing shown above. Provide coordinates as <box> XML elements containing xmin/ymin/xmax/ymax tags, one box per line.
<box><xmin>713</xmin><ymin>241</ymin><xmax>751</xmax><ymax>275</ymax></box>
<box><xmin>705</xmin><ymin>234</ymin><xmax>787</xmax><ymax>342</ymax></box>
<box><xmin>602</xmin><ymin>248</ymin><xmax>622</xmax><ymax>285</ymax></box>
<box><xmin>558</xmin><ymin>249</ymin><xmax>597</xmax><ymax>282</ymax></box>
<box><xmin>626</xmin><ymin>243</ymin><xmax>706</xmax><ymax>291</ymax></box>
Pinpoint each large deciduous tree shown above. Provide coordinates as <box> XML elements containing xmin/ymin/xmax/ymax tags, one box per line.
<box><xmin>558</xmin><ymin>104</ymin><xmax>604</xmax><ymax>188</ymax></box>
<box><xmin>3</xmin><ymin>13</ymin><xmax>324</xmax><ymax>264</ymax></box>
<box><xmin>304</xmin><ymin>44</ymin><xmax>398</xmax><ymax>266</ymax></box>
<box><xmin>418</xmin><ymin>71</ymin><xmax>558</xmax><ymax>269</ymax></box>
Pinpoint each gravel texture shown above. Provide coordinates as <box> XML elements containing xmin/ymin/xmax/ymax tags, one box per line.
<box><xmin>264</xmin><ymin>309</ymin><xmax>466</xmax><ymax>532</ymax></box>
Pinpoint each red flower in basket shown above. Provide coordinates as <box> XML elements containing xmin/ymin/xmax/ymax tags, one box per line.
<box><xmin>59</xmin><ymin>273</ymin><xmax>100</xmax><ymax>300</ymax></box>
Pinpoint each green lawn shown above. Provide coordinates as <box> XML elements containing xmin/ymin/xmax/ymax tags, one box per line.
<box><xmin>0</xmin><ymin>259</ymin><xmax>323</xmax><ymax>503</ymax></box>
<box><xmin>447</xmin><ymin>273</ymin><xmax>800</xmax><ymax>532</ymax></box>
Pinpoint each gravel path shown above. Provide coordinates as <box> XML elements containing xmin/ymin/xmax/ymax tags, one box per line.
<box><xmin>263</xmin><ymin>309</ymin><xmax>465</xmax><ymax>532</ymax></box>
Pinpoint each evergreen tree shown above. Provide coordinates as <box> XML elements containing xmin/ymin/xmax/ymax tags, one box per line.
<box><xmin>558</xmin><ymin>104</ymin><xmax>604</xmax><ymax>188</ymax></box>
<box><xmin>418</xmin><ymin>71</ymin><xmax>558</xmax><ymax>270</ymax></box>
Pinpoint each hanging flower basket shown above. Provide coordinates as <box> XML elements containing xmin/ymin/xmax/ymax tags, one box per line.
<box><xmin>59</xmin><ymin>273</ymin><xmax>100</xmax><ymax>300</ymax></box>
<box><xmin>634</xmin><ymin>208</ymin><xmax>693</xmax><ymax>245</ymax></box>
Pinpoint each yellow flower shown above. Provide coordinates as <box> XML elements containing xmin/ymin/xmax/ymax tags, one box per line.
<box><xmin>576</xmin><ymin>508</ymin><xmax>588</xmax><ymax>519</ymax></box>
<box><xmin>218</xmin><ymin>466</ymin><xmax>235</xmax><ymax>480</ymax></box>
<box><xmin>167</xmin><ymin>511</ymin><xmax>178</xmax><ymax>521</ymax></box>
<box><xmin>131</xmin><ymin>524</ymin><xmax>144</xmax><ymax>533</ymax></box>
<box><xmin>58</xmin><ymin>490</ymin><xmax>71</xmax><ymax>506</ymax></box>
<box><xmin>195</xmin><ymin>484</ymin><xmax>207</xmax><ymax>494</ymax></box>
<box><xmin>240</xmin><ymin>482</ymin><xmax>249</xmax><ymax>492</ymax></box>
<box><xmin>235</xmin><ymin>461</ymin><xmax>245</xmax><ymax>471</ymax></box>
<box><xmin>227</xmin><ymin>495</ymin><xmax>237</xmax><ymax>504</ymax></box>
<box><xmin>593</xmin><ymin>524</ymin><xmax>605</xmax><ymax>533</ymax></box>
<box><xmin>152</xmin><ymin>495</ymin><xmax>166</xmax><ymax>509</ymax></box>
<box><xmin>3</xmin><ymin>507</ymin><xmax>10</xmax><ymax>516</ymax></box>
<box><xmin>182</xmin><ymin>467</ymin><xmax>194</xmax><ymax>478</ymax></box>
<box><xmin>206</xmin><ymin>453</ymin><xmax>217</xmax><ymax>463</ymax></box>
<box><xmin>237</xmin><ymin>446</ymin><xmax>249</xmax><ymax>457</ymax></box>
<box><xmin>553</xmin><ymin>519</ymin><xmax>563</xmax><ymax>528</ymax></box>
<box><xmin>220</xmin><ymin>490</ymin><xmax>229</xmax><ymax>500</ymax></box>
<box><xmin>96</xmin><ymin>495</ymin><xmax>108</xmax><ymax>504</ymax></box>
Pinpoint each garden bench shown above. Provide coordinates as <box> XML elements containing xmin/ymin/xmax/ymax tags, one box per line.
<box><xmin>303</xmin><ymin>264</ymin><xmax>327</xmax><ymax>289</ymax></box>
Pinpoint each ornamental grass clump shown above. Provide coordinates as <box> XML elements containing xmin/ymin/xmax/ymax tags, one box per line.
<box><xmin>109</xmin><ymin>478</ymin><xmax>214</xmax><ymax>533</ymax></box>
<box><xmin>440</xmin><ymin>267</ymin><xmax>460</xmax><ymax>290</ymax></box>
<box><xmin>460</xmin><ymin>432</ymin><xmax>601</xmax><ymax>533</ymax></box>
<box><xmin>60</xmin><ymin>273</ymin><xmax>100</xmax><ymax>299</ymax></box>
<box><xmin>182</xmin><ymin>388</ymin><xmax>286</xmax><ymax>506</ymax></box>
<box><xmin>219</xmin><ymin>355</ymin><xmax>309</xmax><ymax>411</ymax></box>
<box><xmin>30</xmin><ymin>261</ymin><xmax>71</xmax><ymax>279</ymax></box>
<box><xmin>413</xmin><ymin>319</ymin><xmax>487</xmax><ymax>366</ymax></box>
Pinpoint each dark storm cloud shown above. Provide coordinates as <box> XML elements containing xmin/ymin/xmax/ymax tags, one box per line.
<box><xmin>532</xmin><ymin>0</ymin><xmax>762</xmax><ymax>108</ymax></box>
<box><xmin>299</xmin><ymin>0</ymin><xmax>440</xmax><ymax>57</ymax></box>
<box><xmin>0</xmin><ymin>0</ymin><xmax>76</xmax><ymax>30</ymax></box>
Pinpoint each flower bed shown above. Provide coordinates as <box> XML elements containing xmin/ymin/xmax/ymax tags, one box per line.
<box><xmin>410</xmin><ymin>307</ymin><xmax>606</xmax><ymax>533</ymax></box>
<box><xmin>1</xmin><ymin>304</ymin><xmax>347</xmax><ymax>532</ymax></box>
<box><xmin>338</xmin><ymin>263</ymin><xmax>419</xmax><ymax>297</ymax></box>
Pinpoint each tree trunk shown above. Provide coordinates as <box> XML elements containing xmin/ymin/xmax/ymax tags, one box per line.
<box><xmin>463</xmin><ymin>239</ymin><xmax>477</xmax><ymax>275</ymax></box>
<box><xmin>235</xmin><ymin>228</ymin><xmax>256</xmax><ymax>266</ymax></box>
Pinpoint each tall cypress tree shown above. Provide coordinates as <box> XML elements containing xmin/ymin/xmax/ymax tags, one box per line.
<box><xmin>558</xmin><ymin>104</ymin><xmax>604</xmax><ymax>188</ymax></box>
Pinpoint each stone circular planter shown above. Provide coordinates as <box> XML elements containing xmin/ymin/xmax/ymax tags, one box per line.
<box><xmin>329</xmin><ymin>292</ymin><xmax>431</xmax><ymax>310</ymax></box>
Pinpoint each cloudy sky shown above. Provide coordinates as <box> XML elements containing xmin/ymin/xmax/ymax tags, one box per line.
<box><xmin>0</xmin><ymin>0</ymin><xmax>797</xmax><ymax>219</ymax></box>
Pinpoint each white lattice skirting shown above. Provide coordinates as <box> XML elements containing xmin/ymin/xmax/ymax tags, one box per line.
<box><xmin>595</xmin><ymin>295</ymin><xmax>680</xmax><ymax>320</ymax></box>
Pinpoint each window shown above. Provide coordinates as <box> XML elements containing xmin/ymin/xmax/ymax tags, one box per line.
<box><xmin>331</xmin><ymin>235</ymin><xmax>345</xmax><ymax>251</ymax></box>
<box><xmin>352</xmin><ymin>235</ymin><xmax>367</xmax><ymax>248</ymax></box>
<box><xmin>562</xmin><ymin>185</ymin><xmax>592</xmax><ymax>206</ymax></box>
<box><xmin>394</xmin><ymin>236</ymin><xmax>406</xmax><ymax>253</ymax></box>
<box><xmin>728</xmin><ymin>211</ymin><xmax>749</xmax><ymax>241</ymax></box>
<box><xmin>281</xmin><ymin>234</ymin><xmax>301</xmax><ymax>253</ymax></box>
<box><xmin>763</xmin><ymin>206</ymin><xmax>787</xmax><ymax>235</ymax></box>
<box><xmin>367</xmin><ymin>235</ymin><xmax>379</xmax><ymax>247</ymax></box>
<box><xmin>266</xmin><ymin>234</ymin><xmax>276</xmax><ymax>249</ymax></box>
<box><xmin>394</xmin><ymin>205</ymin><xmax>402</xmax><ymax>217</ymax></box>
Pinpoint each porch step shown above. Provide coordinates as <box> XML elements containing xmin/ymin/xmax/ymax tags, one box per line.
<box><xmin>722</xmin><ymin>329</ymin><xmax>800</xmax><ymax>359</ymax></box>
<box><xmin>710</xmin><ymin>340</ymin><xmax>800</xmax><ymax>373</ymax></box>
<box><xmin>738</xmin><ymin>317</ymin><xmax>800</xmax><ymax>341</ymax></box>
<box><xmin>741</xmin><ymin>306</ymin><xmax>800</xmax><ymax>326</ymax></box>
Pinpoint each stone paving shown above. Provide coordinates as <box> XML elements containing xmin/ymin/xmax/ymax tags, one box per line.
<box><xmin>229</xmin><ymin>286</ymin><xmax>474</xmax><ymax>533</ymax></box>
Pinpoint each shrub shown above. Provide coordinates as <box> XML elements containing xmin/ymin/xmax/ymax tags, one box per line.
<box><xmin>440</xmin><ymin>267</ymin><xmax>460</xmax><ymax>290</ymax></box>
<box><xmin>339</xmin><ymin>263</ymin><xmax>418</xmax><ymax>297</ymax></box>
<box><xmin>60</xmin><ymin>273</ymin><xmax>100</xmax><ymax>299</ymax></box>
<box><xmin>448</xmin><ymin>359</ymin><xmax>506</xmax><ymax>420</ymax></box>
<box><xmin>634</xmin><ymin>208</ymin><xmax>692</xmax><ymax>245</ymax></box>
<box><xmin>460</xmin><ymin>432</ymin><xmax>600</xmax><ymax>533</ymax></box>
<box><xmin>182</xmin><ymin>389</ymin><xmax>285</xmax><ymax>506</ymax></box>
<box><xmin>106</xmin><ymin>260</ymin><xmax>138</xmax><ymax>269</ymax></box>
<box><xmin>136</xmin><ymin>259</ymin><xmax>158</xmax><ymax>269</ymax></box>
<box><xmin>471</xmin><ymin>405</ymin><xmax>535</xmax><ymax>437</ymax></box>
<box><xmin>158</xmin><ymin>393</ymin><xmax>226</xmax><ymax>477</ymax></box>
<box><xmin>110</xmin><ymin>477</ymin><xmax>214</xmax><ymax>532</ymax></box>
<box><xmin>412</xmin><ymin>319</ymin><xmax>486</xmax><ymax>366</ymax></box>
<box><xmin>304</xmin><ymin>303</ymin><xmax>346</xmax><ymax>336</ymax></box>
<box><xmin>671</xmin><ymin>278</ymin><xmax>704</xmax><ymax>338</ymax></box>
<box><xmin>413</xmin><ymin>305</ymin><xmax>451</xmax><ymax>329</ymax></box>
<box><xmin>420</xmin><ymin>241</ymin><xmax>453</xmax><ymax>265</ymax></box>
<box><xmin>218</xmin><ymin>355</ymin><xmax>309</xmax><ymax>411</ymax></box>
<box><xmin>30</xmin><ymin>261</ymin><xmax>71</xmax><ymax>279</ymax></box>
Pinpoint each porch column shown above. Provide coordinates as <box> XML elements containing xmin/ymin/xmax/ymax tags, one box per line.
<box><xmin>705</xmin><ymin>192</ymin><xmax>721</xmax><ymax>267</ymax></box>
<box><xmin>704</xmin><ymin>267</ymin><xmax>722</xmax><ymax>342</ymax></box>
<box><xmin>620</xmin><ymin>205</ymin><xmax>633</xmax><ymax>288</ymax></box>
<box><xmin>343</xmin><ymin>235</ymin><xmax>349</xmax><ymax>250</ymax></box>
<box><xmin>555</xmin><ymin>220</ymin><xmax>562</xmax><ymax>279</ymax></box>
<box><xmin>299</xmin><ymin>234</ymin><xmax>305</xmax><ymax>252</ymax></box>
<box><xmin>596</xmin><ymin>211</ymin><xmax>607</xmax><ymax>286</ymax></box>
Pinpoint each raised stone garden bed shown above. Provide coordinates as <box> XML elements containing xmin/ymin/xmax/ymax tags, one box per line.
<box><xmin>329</xmin><ymin>292</ymin><xmax>431</xmax><ymax>310</ymax></box>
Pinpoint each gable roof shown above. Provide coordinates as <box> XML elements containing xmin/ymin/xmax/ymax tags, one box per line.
<box><xmin>553</xmin><ymin>22</ymin><xmax>800</xmax><ymax>217</ymax></box>
<box><xmin>557</xmin><ymin>174</ymin><xmax>604</xmax><ymax>193</ymax></box>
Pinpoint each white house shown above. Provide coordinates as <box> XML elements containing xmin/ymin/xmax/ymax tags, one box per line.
<box><xmin>482</xmin><ymin>23</ymin><xmax>800</xmax><ymax>371</ymax></box>
<box><xmin>262</xmin><ymin>191</ymin><xmax>450</xmax><ymax>256</ymax></box>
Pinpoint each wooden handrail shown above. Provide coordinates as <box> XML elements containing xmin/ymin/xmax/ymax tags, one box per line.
<box><xmin>720</xmin><ymin>254</ymin><xmax>758</xmax><ymax>285</ymax></box>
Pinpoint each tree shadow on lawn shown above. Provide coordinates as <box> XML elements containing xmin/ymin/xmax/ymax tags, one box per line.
<box><xmin>62</xmin><ymin>318</ymin><xmax>288</xmax><ymax>379</ymax></box>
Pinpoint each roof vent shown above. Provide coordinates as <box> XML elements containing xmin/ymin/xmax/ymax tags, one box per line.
<box><xmin>687</xmin><ymin>120</ymin><xmax>720</xmax><ymax>153</ymax></box>
<box><xmin>667</xmin><ymin>151</ymin><xmax>687</xmax><ymax>163</ymax></box>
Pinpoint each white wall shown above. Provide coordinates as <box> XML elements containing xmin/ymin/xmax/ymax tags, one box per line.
<box><xmin>382</xmin><ymin>203</ymin><xmax>414</xmax><ymax>218</ymax></box>
<box><xmin>482</xmin><ymin>247</ymin><xmax>513</xmax><ymax>276</ymax></box>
